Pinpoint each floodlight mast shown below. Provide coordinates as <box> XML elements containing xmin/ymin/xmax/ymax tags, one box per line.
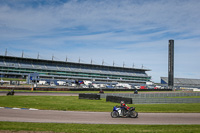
<box><xmin>37</xmin><ymin>53</ymin><xmax>39</xmax><ymax>59</ymax></box>
<box><xmin>5</xmin><ymin>49</ymin><xmax>7</xmax><ymax>56</ymax></box>
<box><xmin>66</xmin><ymin>56</ymin><xmax>68</xmax><ymax>62</ymax></box>
<box><xmin>168</xmin><ymin>40</ymin><xmax>174</xmax><ymax>90</ymax></box>
<box><xmin>22</xmin><ymin>51</ymin><xmax>24</xmax><ymax>58</ymax></box>
<box><xmin>78</xmin><ymin>57</ymin><xmax>80</xmax><ymax>63</ymax></box>
<box><xmin>52</xmin><ymin>54</ymin><xmax>54</xmax><ymax>61</ymax></box>
<box><xmin>102</xmin><ymin>59</ymin><xmax>104</xmax><ymax>65</ymax></box>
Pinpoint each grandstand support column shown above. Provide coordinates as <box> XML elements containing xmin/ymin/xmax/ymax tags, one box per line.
<box><xmin>168</xmin><ymin>40</ymin><xmax>174</xmax><ymax>91</ymax></box>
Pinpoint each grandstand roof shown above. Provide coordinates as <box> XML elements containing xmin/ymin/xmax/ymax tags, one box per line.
<box><xmin>0</xmin><ymin>55</ymin><xmax>151</xmax><ymax>72</ymax></box>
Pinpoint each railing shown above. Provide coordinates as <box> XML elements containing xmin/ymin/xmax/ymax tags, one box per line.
<box><xmin>131</xmin><ymin>98</ymin><xmax>200</xmax><ymax>104</ymax></box>
<box><xmin>99</xmin><ymin>92</ymin><xmax>200</xmax><ymax>104</ymax></box>
<box><xmin>100</xmin><ymin>92</ymin><xmax>200</xmax><ymax>98</ymax></box>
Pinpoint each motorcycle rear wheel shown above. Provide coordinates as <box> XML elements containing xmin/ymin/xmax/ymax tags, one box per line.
<box><xmin>130</xmin><ymin>111</ymin><xmax>138</xmax><ymax>118</ymax></box>
<box><xmin>111</xmin><ymin>111</ymin><xmax>119</xmax><ymax>118</ymax></box>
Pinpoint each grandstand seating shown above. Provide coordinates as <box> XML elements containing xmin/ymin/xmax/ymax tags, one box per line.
<box><xmin>0</xmin><ymin>60</ymin><xmax>147</xmax><ymax>76</ymax></box>
<box><xmin>0</xmin><ymin>56</ymin><xmax>151</xmax><ymax>83</ymax></box>
<box><xmin>161</xmin><ymin>77</ymin><xmax>200</xmax><ymax>87</ymax></box>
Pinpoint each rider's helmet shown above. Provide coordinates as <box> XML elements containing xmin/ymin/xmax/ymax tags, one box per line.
<box><xmin>120</xmin><ymin>101</ymin><xmax>125</xmax><ymax>106</ymax></box>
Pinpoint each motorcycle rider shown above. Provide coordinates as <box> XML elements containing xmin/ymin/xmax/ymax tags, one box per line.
<box><xmin>11</xmin><ymin>89</ymin><xmax>14</xmax><ymax>95</ymax></box>
<box><xmin>120</xmin><ymin>101</ymin><xmax>130</xmax><ymax>116</ymax></box>
<box><xmin>7</xmin><ymin>89</ymin><xmax>15</xmax><ymax>96</ymax></box>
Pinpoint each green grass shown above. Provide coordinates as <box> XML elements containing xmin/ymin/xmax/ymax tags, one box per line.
<box><xmin>1</xmin><ymin>78</ymin><xmax>26</xmax><ymax>81</ymax></box>
<box><xmin>0</xmin><ymin>96</ymin><xmax>199</xmax><ymax>133</ymax></box>
<box><xmin>0</xmin><ymin>122</ymin><xmax>199</xmax><ymax>133</ymax></box>
<box><xmin>0</xmin><ymin>96</ymin><xmax>200</xmax><ymax>112</ymax></box>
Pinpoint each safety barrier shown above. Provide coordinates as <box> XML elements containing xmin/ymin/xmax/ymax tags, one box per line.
<box><xmin>79</xmin><ymin>93</ymin><xmax>100</xmax><ymax>100</ymax></box>
<box><xmin>106</xmin><ymin>96</ymin><xmax>132</xmax><ymax>104</ymax></box>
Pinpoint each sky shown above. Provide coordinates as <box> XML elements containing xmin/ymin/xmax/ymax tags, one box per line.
<box><xmin>0</xmin><ymin>0</ymin><xmax>200</xmax><ymax>83</ymax></box>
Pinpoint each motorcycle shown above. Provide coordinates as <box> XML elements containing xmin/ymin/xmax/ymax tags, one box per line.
<box><xmin>134</xmin><ymin>90</ymin><xmax>138</xmax><ymax>94</ymax></box>
<box><xmin>111</xmin><ymin>105</ymin><xmax>138</xmax><ymax>118</ymax></box>
<box><xmin>7</xmin><ymin>90</ymin><xmax>15</xmax><ymax>96</ymax></box>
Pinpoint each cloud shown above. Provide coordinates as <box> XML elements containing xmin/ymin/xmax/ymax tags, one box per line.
<box><xmin>0</xmin><ymin>0</ymin><xmax>200</xmax><ymax>82</ymax></box>
<box><xmin>1</xmin><ymin>0</ymin><xmax>200</xmax><ymax>37</ymax></box>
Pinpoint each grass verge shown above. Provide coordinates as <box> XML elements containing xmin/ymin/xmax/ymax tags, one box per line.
<box><xmin>0</xmin><ymin>122</ymin><xmax>200</xmax><ymax>133</ymax></box>
<box><xmin>0</xmin><ymin>96</ymin><xmax>200</xmax><ymax>112</ymax></box>
<box><xmin>1</xmin><ymin>78</ymin><xmax>26</xmax><ymax>81</ymax></box>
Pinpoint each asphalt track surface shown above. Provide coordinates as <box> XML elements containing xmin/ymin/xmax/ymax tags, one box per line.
<box><xmin>0</xmin><ymin>108</ymin><xmax>200</xmax><ymax>125</ymax></box>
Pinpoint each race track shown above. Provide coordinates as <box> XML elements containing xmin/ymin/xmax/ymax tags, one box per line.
<box><xmin>1</xmin><ymin>91</ymin><xmax>200</xmax><ymax>125</ymax></box>
<box><xmin>0</xmin><ymin>108</ymin><xmax>200</xmax><ymax>125</ymax></box>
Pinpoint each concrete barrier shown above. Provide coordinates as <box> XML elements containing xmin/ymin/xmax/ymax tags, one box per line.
<box><xmin>106</xmin><ymin>96</ymin><xmax>132</xmax><ymax>104</ymax></box>
<box><xmin>79</xmin><ymin>93</ymin><xmax>100</xmax><ymax>100</ymax></box>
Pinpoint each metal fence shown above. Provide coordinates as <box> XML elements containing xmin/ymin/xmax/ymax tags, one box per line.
<box><xmin>132</xmin><ymin>98</ymin><xmax>200</xmax><ymax>104</ymax></box>
<box><xmin>100</xmin><ymin>92</ymin><xmax>200</xmax><ymax>99</ymax></box>
<box><xmin>101</xmin><ymin>92</ymin><xmax>200</xmax><ymax>104</ymax></box>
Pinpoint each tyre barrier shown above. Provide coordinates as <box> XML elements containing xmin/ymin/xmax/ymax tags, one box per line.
<box><xmin>79</xmin><ymin>93</ymin><xmax>100</xmax><ymax>100</ymax></box>
<box><xmin>106</xmin><ymin>96</ymin><xmax>132</xmax><ymax>104</ymax></box>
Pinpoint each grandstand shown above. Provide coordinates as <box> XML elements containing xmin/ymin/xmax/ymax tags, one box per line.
<box><xmin>0</xmin><ymin>55</ymin><xmax>151</xmax><ymax>84</ymax></box>
<box><xmin>161</xmin><ymin>77</ymin><xmax>200</xmax><ymax>88</ymax></box>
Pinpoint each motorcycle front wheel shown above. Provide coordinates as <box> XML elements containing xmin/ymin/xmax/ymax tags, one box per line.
<box><xmin>111</xmin><ymin>111</ymin><xmax>119</xmax><ymax>118</ymax></box>
<box><xmin>130</xmin><ymin>111</ymin><xmax>138</xmax><ymax>118</ymax></box>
